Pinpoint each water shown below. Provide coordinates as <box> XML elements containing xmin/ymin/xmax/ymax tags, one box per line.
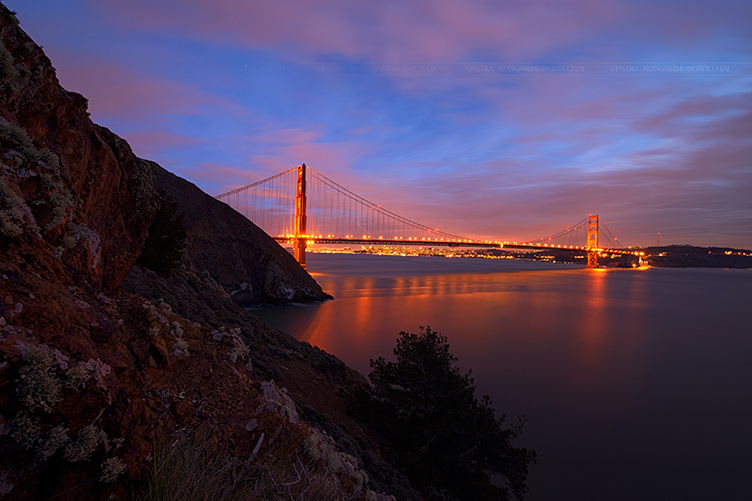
<box><xmin>254</xmin><ymin>253</ymin><xmax>752</xmax><ymax>500</ymax></box>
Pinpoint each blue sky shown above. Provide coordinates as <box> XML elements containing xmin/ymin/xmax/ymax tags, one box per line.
<box><xmin>5</xmin><ymin>0</ymin><xmax>751</xmax><ymax>247</ymax></box>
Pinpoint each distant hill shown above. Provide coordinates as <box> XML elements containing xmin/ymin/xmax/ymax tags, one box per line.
<box><xmin>641</xmin><ymin>245</ymin><xmax>752</xmax><ymax>268</ymax></box>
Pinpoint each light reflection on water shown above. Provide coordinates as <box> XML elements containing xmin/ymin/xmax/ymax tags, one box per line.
<box><xmin>253</xmin><ymin>253</ymin><xmax>752</xmax><ymax>501</ymax></box>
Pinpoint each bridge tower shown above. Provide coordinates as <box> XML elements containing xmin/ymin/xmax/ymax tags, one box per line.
<box><xmin>586</xmin><ymin>214</ymin><xmax>599</xmax><ymax>268</ymax></box>
<box><xmin>294</xmin><ymin>164</ymin><xmax>307</xmax><ymax>269</ymax></box>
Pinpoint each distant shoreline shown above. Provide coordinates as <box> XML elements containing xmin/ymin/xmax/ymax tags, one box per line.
<box><xmin>294</xmin><ymin>244</ymin><xmax>752</xmax><ymax>269</ymax></box>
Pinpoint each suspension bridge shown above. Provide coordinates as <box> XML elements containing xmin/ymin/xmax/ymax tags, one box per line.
<box><xmin>216</xmin><ymin>164</ymin><xmax>641</xmax><ymax>269</ymax></box>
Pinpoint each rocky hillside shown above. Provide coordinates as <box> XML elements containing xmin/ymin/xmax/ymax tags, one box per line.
<box><xmin>0</xmin><ymin>5</ymin><xmax>411</xmax><ymax>500</ymax></box>
<box><xmin>143</xmin><ymin>162</ymin><xmax>331</xmax><ymax>305</ymax></box>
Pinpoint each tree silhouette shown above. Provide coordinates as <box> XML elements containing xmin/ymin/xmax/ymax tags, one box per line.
<box><xmin>356</xmin><ymin>327</ymin><xmax>536</xmax><ymax>500</ymax></box>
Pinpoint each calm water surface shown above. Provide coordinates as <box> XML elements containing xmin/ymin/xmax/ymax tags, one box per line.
<box><xmin>254</xmin><ymin>253</ymin><xmax>752</xmax><ymax>501</ymax></box>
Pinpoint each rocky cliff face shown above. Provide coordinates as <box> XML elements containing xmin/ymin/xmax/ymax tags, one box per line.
<box><xmin>0</xmin><ymin>13</ymin><xmax>158</xmax><ymax>291</ymax></box>
<box><xmin>145</xmin><ymin>163</ymin><xmax>331</xmax><ymax>305</ymax></box>
<box><xmin>0</xmin><ymin>5</ymin><xmax>409</xmax><ymax>500</ymax></box>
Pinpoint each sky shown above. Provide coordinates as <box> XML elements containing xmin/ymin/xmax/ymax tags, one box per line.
<box><xmin>5</xmin><ymin>0</ymin><xmax>751</xmax><ymax>248</ymax></box>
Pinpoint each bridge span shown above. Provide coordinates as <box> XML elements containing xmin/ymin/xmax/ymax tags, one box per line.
<box><xmin>218</xmin><ymin>164</ymin><xmax>640</xmax><ymax>268</ymax></box>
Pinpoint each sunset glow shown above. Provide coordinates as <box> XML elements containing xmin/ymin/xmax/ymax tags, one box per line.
<box><xmin>8</xmin><ymin>0</ymin><xmax>751</xmax><ymax>247</ymax></box>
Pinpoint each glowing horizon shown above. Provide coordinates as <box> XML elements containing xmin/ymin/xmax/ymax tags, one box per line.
<box><xmin>6</xmin><ymin>0</ymin><xmax>751</xmax><ymax>248</ymax></box>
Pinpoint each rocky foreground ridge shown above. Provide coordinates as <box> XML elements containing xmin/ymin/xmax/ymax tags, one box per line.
<box><xmin>0</xmin><ymin>5</ymin><xmax>411</xmax><ymax>499</ymax></box>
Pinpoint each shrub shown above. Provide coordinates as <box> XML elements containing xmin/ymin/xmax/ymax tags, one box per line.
<box><xmin>65</xmin><ymin>363</ymin><xmax>91</xmax><ymax>391</ymax></box>
<box><xmin>136</xmin><ymin>190</ymin><xmax>186</xmax><ymax>277</ymax></box>
<box><xmin>10</xmin><ymin>412</ymin><xmax>41</xmax><ymax>450</ymax></box>
<box><xmin>0</xmin><ymin>118</ymin><xmax>58</xmax><ymax>171</ymax></box>
<box><xmin>37</xmin><ymin>425</ymin><xmax>70</xmax><ymax>461</ymax></box>
<box><xmin>353</xmin><ymin>327</ymin><xmax>536</xmax><ymax>501</ymax></box>
<box><xmin>0</xmin><ymin>176</ymin><xmax>25</xmax><ymax>238</ymax></box>
<box><xmin>64</xmin><ymin>424</ymin><xmax>101</xmax><ymax>462</ymax></box>
<box><xmin>17</xmin><ymin>344</ymin><xmax>63</xmax><ymax>413</ymax></box>
<box><xmin>0</xmin><ymin>118</ymin><xmax>71</xmax><ymax>235</ymax></box>
<box><xmin>100</xmin><ymin>456</ymin><xmax>126</xmax><ymax>483</ymax></box>
<box><xmin>0</xmin><ymin>39</ymin><xmax>18</xmax><ymax>85</ymax></box>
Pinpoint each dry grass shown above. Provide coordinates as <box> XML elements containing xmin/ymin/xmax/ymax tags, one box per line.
<box><xmin>137</xmin><ymin>429</ymin><xmax>366</xmax><ymax>501</ymax></box>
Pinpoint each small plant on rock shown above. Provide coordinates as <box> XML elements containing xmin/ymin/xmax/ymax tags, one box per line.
<box><xmin>64</xmin><ymin>363</ymin><xmax>91</xmax><ymax>391</ymax></box>
<box><xmin>64</xmin><ymin>424</ymin><xmax>102</xmax><ymax>462</ymax></box>
<box><xmin>0</xmin><ymin>176</ymin><xmax>26</xmax><ymax>238</ymax></box>
<box><xmin>10</xmin><ymin>412</ymin><xmax>41</xmax><ymax>450</ymax></box>
<box><xmin>37</xmin><ymin>425</ymin><xmax>70</xmax><ymax>462</ymax></box>
<box><xmin>0</xmin><ymin>40</ymin><xmax>19</xmax><ymax>86</ymax></box>
<box><xmin>17</xmin><ymin>345</ymin><xmax>62</xmax><ymax>413</ymax></box>
<box><xmin>100</xmin><ymin>456</ymin><xmax>126</xmax><ymax>483</ymax></box>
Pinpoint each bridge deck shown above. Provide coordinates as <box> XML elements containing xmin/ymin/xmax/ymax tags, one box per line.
<box><xmin>273</xmin><ymin>237</ymin><xmax>637</xmax><ymax>254</ymax></box>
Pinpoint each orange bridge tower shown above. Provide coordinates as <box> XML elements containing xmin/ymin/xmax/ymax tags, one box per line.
<box><xmin>586</xmin><ymin>214</ymin><xmax>599</xmax><ymax>268</ymax></box>
<box><xmin>294</xmin><ymin>164</ymin><xmax>307</xmax><ymax>270</ymax></box>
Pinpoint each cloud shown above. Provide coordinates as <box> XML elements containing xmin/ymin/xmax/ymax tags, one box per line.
<box><xmin>90</xmin><ymin>0</ymin><xmax>628</xmax><ymax>62</ymax></box>
<box><xmin>89</xmin><ymin>0</ymin><xmax>752</xmax><ymax>68</ymax></box>
<box><xmin>10</xmin><ymin>0</ymin><xmax>751</xmax><ymax>248</ymax></box>
<box><xmin>45</xmin><ymin>51</ymin><xmax>241</xmax><ymax>124</ymax></box>
<box><xmin>122</xmin><ymin>130</ymin><xmax>207</xmax><ymax>157</ymax></box>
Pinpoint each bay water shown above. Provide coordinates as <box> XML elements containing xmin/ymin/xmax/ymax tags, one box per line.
<box><xmin>254</xmin><ymin>253</ymin><xmax>752</xmax><ymax>500</ymax></box>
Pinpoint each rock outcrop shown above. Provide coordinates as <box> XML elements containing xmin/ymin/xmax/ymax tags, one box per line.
<box><xmin>0</xmin><ymin>5</ymin><xmax>411</xmax><ymax>500</ymax></box>
<box><xmin>0</xmin><ymin>12</ymin><xmax>159</xmax><ymax>291</ymax></box>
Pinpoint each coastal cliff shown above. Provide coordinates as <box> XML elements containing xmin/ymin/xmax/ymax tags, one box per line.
<box><xmin>0</xmin><ymin>5</ymin><xmax>410</xmax><ymax>499</ymax></box>
<box><xmin>140</xmin><ymin>162</ymin><xmax>331</xmax><ymax>305</ymax></box>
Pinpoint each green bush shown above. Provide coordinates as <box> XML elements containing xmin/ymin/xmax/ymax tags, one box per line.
<box><xmin>136</xmin><ymin>191</ymin><xmax>187</xmax><ymax>277</ymax></box>
<box><xmin>353</xmin><ymin>327</ymin><xmax>536</xmax><ymax>501</ymax></box>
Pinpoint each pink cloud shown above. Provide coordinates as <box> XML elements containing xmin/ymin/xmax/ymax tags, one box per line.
<box><xmin>122</xmin><ymin>130</ymin><xmax>207</xmax><ymax>157</ymax></box>
<box><xmin>182</xmin><ymin>162</ymin><xmax>263</xmax><ymax>191</ymax></box>
<box><xmin>184</xmin><ymin>123</ymin><xmax>376</xmax><ymax>196</ymax></box>
<box><xmin>92</xmin><ymin>0</ymin><xmax>628</xmax><ymax>63</ymax></box>
<box><xmin>46</xmin><ymin>48</ymin><xmax>246</xmax><ymax>124</ymax></box>
<box><xmin>247</xmin><ymin>127</ymin><xmax>323</xmax><ymax>147</ymax></box>
<box><xmin>24</xmin><ymin>1</ymin><xmax>750</xmax><ymax>249</ymax></box>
